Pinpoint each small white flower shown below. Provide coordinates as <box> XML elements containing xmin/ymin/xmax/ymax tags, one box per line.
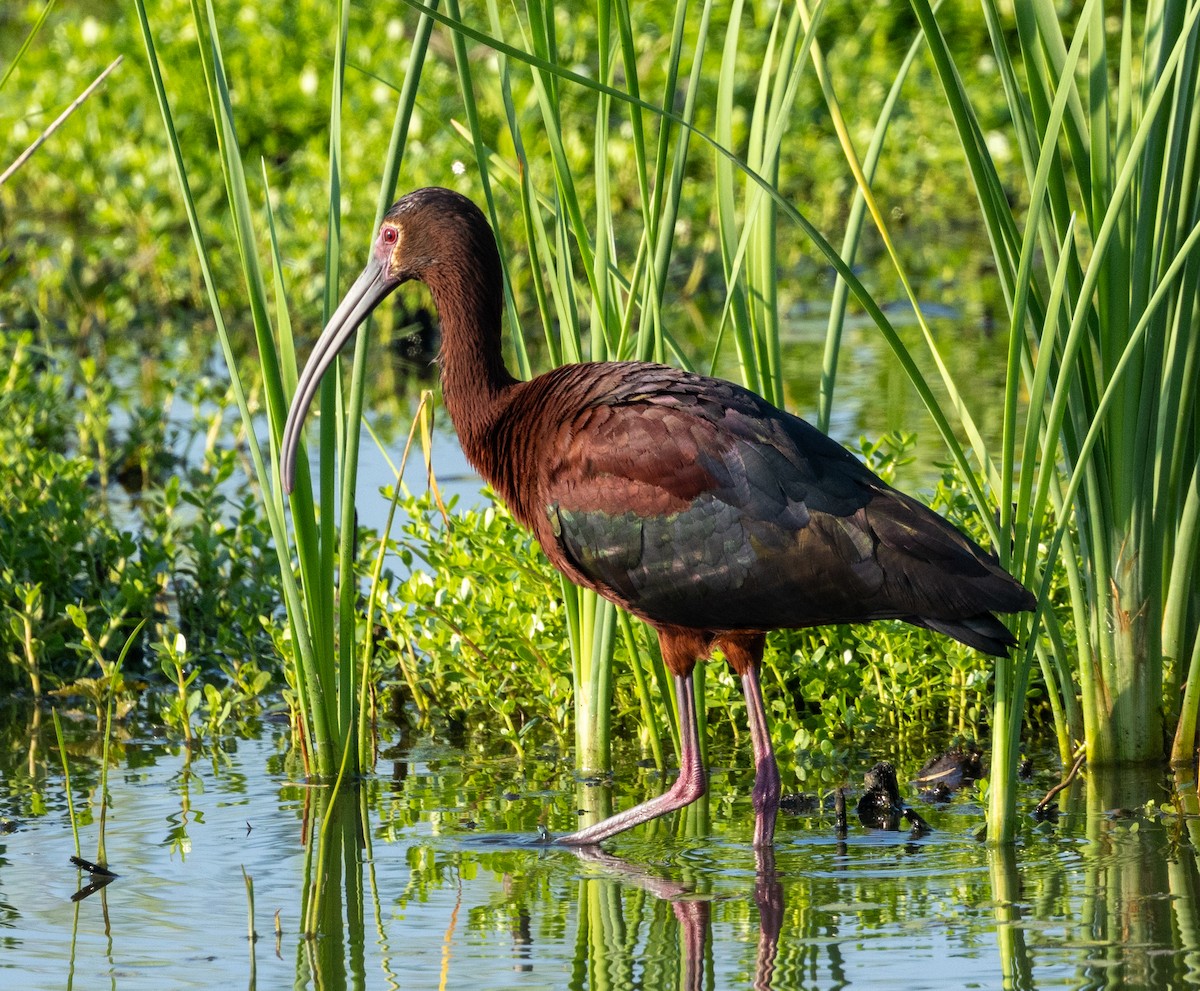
<box><xmin>300</xmin><ymin>66</ymin><xmax>319</xmax><ymax>97</ymax></box>
<box><xmin>985</xmin><ymin>131</ymin><xmax>1011</xmax><ymax>162</ymax></box>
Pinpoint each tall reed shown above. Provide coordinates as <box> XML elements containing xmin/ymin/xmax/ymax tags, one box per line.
<box><xmin>426</xmin><ymin>0</ymin><xmax>729</xmax><ymax>776</ymax></box>
<box><xmin>814</xmin><ymin>0</ymin><xmax>1200</xmax><ymax>839</ymax></box>
<box><xmin>134</xmin><ymin>0</ymin><xmax>440</xmax><ymax>776</ymax></box>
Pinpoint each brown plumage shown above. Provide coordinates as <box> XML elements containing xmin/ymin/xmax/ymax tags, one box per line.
<box><xmin>281</xmin><ymin>187</ymin><xmax>1036</xmax><ymax>848</ymax></box>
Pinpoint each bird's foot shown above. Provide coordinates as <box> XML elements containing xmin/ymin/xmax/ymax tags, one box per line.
<box><xmin>751</xmin><ymin>758</ymin><xmax>782</xmax><ymax>848</ymax></box>
<box><xmin>553</xmin><ymin>766</ymin><xmax>707</xmax><ymax>847</ymax></box>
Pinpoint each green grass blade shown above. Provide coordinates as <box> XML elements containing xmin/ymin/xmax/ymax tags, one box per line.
<box><xmin>0</xmin><ymin>0</ymin><xmax>59</xmax><ymax>93</ymax></box>
<box><xmin>817</xmin><ymin>16</ymin><xmax>926</xmax><ymax>432</ymax></box>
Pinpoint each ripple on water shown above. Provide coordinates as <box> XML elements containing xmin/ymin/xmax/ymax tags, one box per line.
<box><xmin>0</xmin><ymin>725</ymin><xmax>1196</xmax><ymax>990</ymax></box>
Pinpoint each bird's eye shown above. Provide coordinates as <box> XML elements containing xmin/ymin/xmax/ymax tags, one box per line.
<box><xmin>381</xmin><ymin>227</ymin><xmax>398</xmax><ymax>245</ymax></box>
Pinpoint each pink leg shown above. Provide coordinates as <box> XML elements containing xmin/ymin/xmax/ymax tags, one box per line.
<box><xmin>741</xmin><ymin>663</ymin><xmax>781</xmax><ymax>847</ymax></box>
<box><xmin>556</xmin><ymin>672</ymin><xmax>706</xmax><ymax>846</ymax></box>
<box><xmin>718</xmin><ymin>633</ymin><xmax>780</xmax><ymax>848</ymax></box>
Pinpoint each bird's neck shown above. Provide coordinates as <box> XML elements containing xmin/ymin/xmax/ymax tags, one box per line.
<box><xmin>427</xmin><ymin>270</ymin><xmax>517</xmax><ymax>473</ymax></box>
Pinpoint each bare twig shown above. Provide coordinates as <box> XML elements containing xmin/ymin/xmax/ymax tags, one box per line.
<box><xmin>1035</xmin><ymin>744</ymin><xmax>1087</xmax><ymax>814</ymax></box>
<box><xmin>0</xmin><ymin>54</ymin><xmax>123</xmax><ymax>187</ymax></box>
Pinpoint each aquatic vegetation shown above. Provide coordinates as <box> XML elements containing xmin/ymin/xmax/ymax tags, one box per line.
<box><xmin>0</xmin><ymin>331</ymin><xmax>283</xmax><ymax>725</ymax></box>
<box><xmin>7</xmin><ymin>2</ymin><xmax>1200</xmax><ymax>981</ymax></box>
<box><xmin>372</xmin><ymin>491</ymin><xmax>574</xmax><ymax>754</ymax></box>
<box><xmin>1</xmin><ymin>1</ymin><xmax>1010</xmax><ymax>352</ymax></box>
<box><xmin>4</xmin><ymin>0</ymin><xmax>1090</xmax><ymax>850</ymax></box>
<box><xmin>3</xmin><ymin>333</ymin><xmax>1011</xmax><ymax>765</ymax></box>
<box><xmin>841</xmin><ymin>0</ymin><xmax>1200</xmax><ymax>841</ymax></box>
<box><xmin>0</xmin><ymin>334</ymin><xmax>162</xmax><ymax>691</ymax></box>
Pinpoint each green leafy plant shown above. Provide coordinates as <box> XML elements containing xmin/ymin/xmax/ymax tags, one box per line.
<box><xmin>5</xmin><ymin>579</ymin><xmax>45</xmax><ymax>696</ymax></box>
<box><xmin>373</xmin><ymin>490</ymin><xmax>572</xmax><ymax>754</ymax></box>
<box><xmin>0</xmin><ymin>336</ymin><xmax>162</xmax><ymax>690</ymax></box>
<box><xmin>154</xmin><ymin>630</ymin><xmax>200</xmax><ymax>743</ymax></box>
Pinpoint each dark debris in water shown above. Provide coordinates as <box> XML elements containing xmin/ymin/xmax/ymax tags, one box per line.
<box><xmin>916</xmin><ymin>745</ymin><xmax>985</xmax><ymax>801</ymax></box>
<box><xmin>778</xmin><ymin>792</ymin><xmax>821</xmax><ymax>815</ymax></box>
<box><xmin>854</xmin><ymin>761</ymin><xmax>932</xmax><ymax>837</ymax></box>
<box><xmin>70</xmin><ymin>855</ymin><xmax>117</xmax><ymax>878</ymax></box>
<box><xmin>69</xmin><ymin>856</ymin><xmax>118</xmax><ymax>904</ymax></box>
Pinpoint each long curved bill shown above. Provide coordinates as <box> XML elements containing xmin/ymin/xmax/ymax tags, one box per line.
<box><xmin>280</xmin><ymin>254</ymin><xmax>396</xmax><ymax>493</ymax></box>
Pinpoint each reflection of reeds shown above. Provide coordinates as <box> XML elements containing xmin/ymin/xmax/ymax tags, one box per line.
<box><xmin>299</xmin><ymin>785</ymin><xmax>367</xmax><ymax>945</ymax></box>
<box><xmin>988</xmin><ymin>845</ymin><xmax>1033</xmax><ymax>988</ymax></box>
<box><xmin>1081</xmin><ymin>767</ymin><xmax>1181</xmax><ymax>986</ymax></box>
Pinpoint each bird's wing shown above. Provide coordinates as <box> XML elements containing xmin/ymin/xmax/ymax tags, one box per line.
<box><xmin>538</xmin><ymin>367</ymin><xmax>907</xmax><ymax>630</ymax></box>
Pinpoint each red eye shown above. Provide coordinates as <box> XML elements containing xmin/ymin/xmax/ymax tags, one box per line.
<box><xmin>381</xmin><ymin>226</ymin><xmax>398</xmax><ymax>244</ymax></box>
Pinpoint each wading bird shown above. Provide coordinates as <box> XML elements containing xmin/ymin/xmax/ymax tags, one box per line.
<box><xmin>281</xmin><ymin>187</ymin><xmax>1035</xmax><ymax>848</ymax></box>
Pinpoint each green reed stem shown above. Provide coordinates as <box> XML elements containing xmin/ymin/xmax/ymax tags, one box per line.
<box><xmin>52</xmin><ymin>707</ymin><xmax>80</xmax><ymax>859</ymax></box>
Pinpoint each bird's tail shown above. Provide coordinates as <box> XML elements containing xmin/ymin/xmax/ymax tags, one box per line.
<box><xmin>918</xmin><ymin>613</ymin><xmax>1021</xmax><ymax>658</ymax></box>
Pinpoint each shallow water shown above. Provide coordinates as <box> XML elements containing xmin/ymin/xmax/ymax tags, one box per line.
<box><xmin>2</xmin><ymin>704</ymin><xmax>1198</xmax><ymax>991</ymax></box>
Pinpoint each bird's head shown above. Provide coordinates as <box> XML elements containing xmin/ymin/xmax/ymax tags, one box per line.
<box><xmin>280</xmin><ymin>187</ymin><xmax>500</xmax><ymax>493</ymax></box>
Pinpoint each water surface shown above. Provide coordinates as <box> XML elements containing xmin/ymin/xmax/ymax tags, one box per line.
<box><xmin>1</xmin><ymin>705</ymin><xmax>1194</xmax><ymax>990</ymax></box>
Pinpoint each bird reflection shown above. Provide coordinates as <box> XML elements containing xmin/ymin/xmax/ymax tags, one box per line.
<box><xmin>568</xmin><ymin>844</ymin><xmax>783</xmax><ymax>991</ymax></box>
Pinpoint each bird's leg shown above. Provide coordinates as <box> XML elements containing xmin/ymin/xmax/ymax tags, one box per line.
<box><xmin>673</xmin><ymin>897</ymin><xmax>711</xmax><ymax>991</ymax></box>
<box><xmin>719</xmin><ymin>633</ymin><xmax>780</xmax><ymax>847</ymax></box>
<box><xmin>753</xmin><ymin>845</ymin><xmax>783</xmax><ymax>990</ymax></box>
<box><xmin>556</xmin><ymin>629</ymin><xmax>710</xmax><ymax>846</ymax></box>
<box><xmin>743</xmin><ymin>663</ymin><xmax>781</xmax><ymax>847</ymax></box>
<box><xmin>555</xmin><ymin>670</ymin><xmax>706</xmax><ymax>845</ymax></box>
